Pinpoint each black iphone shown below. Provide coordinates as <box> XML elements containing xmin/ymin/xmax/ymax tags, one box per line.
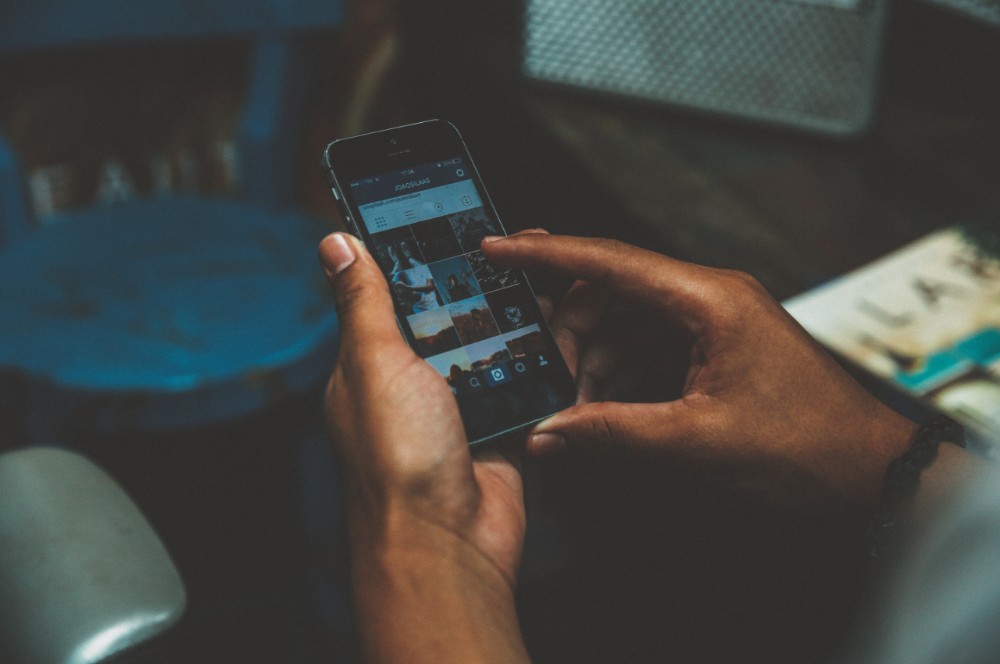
<box><xmin>322</xmin><ymin>120</ymin><xmax>577</xmax><ymax>445</ymax></box>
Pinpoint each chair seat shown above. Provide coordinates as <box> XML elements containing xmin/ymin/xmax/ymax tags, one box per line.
<box><xmin>0</xmin><ymin>197</ymin><xmax>338</xmax><ymax>431</ymax></box>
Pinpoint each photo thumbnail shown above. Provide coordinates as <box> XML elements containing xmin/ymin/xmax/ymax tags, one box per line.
<box><xmin>411</xmin><ymin>216</ymin><xmax>463</xmax><ymax>263</ymax></box>
<box><xmin>448</xmin><ymin>295</ymin><xmax>500</xmax><ymax>344</ymax></box>
<box><xmin>424</xmin><ymin>346</ymin><xmax>472</xmax><ymax>381</ymax></box>
<box><xmin>429</xmin><ymin>255</ymin><xmax>482</xmax><ymax>305</ymax></box>
<box><xmin>407</xmin><ymin>306</ymin><xmax>461</xmax><ymax>357</ymax></box>
<box><xmin>485</xmin><ymin>286</ymin><xmax>537</xmax><ymax>333</ymax></box>
<box><xmin>370</xmin><ymin>227</ymin><xmax>424</xmax><ymax>275</ymax></box>
<box><xmin>448</xmin><ymin>207</ymin><xmax>500</xmax><ymax>253</ymax></box>
<box><xmin>464</xmin><ymin>336</ymin><xmax>513</xmax><ymax>372</ymax></box>
<box><xmin>467</xmin><ymin>250</ymin><xmax>520</xmax><ymax>294</ymax></box>
<box><xmin>503</xmin><ymin>324</ymin><xmax>546</xmax><ymax>357</ymax></box>
<box><xmin>391</xmin><ymin>265</ymin><xmax>442</xmax><ymax>316</ymax></box>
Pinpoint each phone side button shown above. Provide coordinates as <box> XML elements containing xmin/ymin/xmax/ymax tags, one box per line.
<box><xmin>343</xmin><ymin>215</ymin><xmax>361</xmax><ymax>237</ymax></box>
<box><xmin>329</xmin><ymin>187</ymin><xmax>342</xmax><ymax>202</ymax></box>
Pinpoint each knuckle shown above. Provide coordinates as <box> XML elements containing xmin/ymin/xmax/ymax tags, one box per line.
<box><xmin>601</xmin><ymin>238</ymin><xmax>631</xmax><ymax>259</ymax></box>
<box><xmin>720</xmin><ymin>268</ymin><xmax>760</xmax><ymax>289</ymax></box>
<box><xmin>590</xmin><ymin>239</ymin><xmax>633</xmax><ymax>284</ymax></box>
<box><xmin>698</xmin><ymin>269</ymin><xmax>767</xmax><ymax>326</ymax></box>
<box><xmin>336</xmin><ymin>278</ymin><xmax>388</xmax><ymax>313</ymax></box>
<box><xmin>599</xmin><ymin>414</ymin><xmax>620</xmax><ymax>446</ymax></box>
<box><xmin>583</xmin><ymin>403</ymin><xmax>625</xmax><ymax>445</ymax></box>
<box><xmin>715</xmin><ymin>269</ymin><xmax>768</xmax><ymax>302</ymax></box>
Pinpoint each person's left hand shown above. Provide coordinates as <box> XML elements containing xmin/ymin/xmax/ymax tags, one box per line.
<box><xmin>319</xmin><ymin>232</ymin><xmax>529</xmax><ymax>664</ymax></box>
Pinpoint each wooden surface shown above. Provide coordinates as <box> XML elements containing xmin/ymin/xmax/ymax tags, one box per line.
<box><xmin>388</xmin><ymin>4</ymin><xmax>1000</xmax><ymax>664</ymax></box>
<box><xmin>393</xmin><ymin>0</ymin><xmax>1000</xmax><ymax>303</ymax></box>
<box><xmin>522</xmin><ymin>87</ymin><xmax>1000</xmax><ymax>301</ymax></box>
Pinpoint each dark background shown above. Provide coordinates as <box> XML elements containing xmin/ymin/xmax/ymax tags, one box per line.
<box><xmin>2</xmin><ymin>1</ymin><xmax>999</xmax><ymax>662</ymax></box>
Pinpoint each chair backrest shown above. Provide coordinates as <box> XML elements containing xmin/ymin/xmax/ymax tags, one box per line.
<box><xmin>0</xmin><ymin>134</ymin><xmax>30</xmax><ymax>246</ymax></box>
<box><xmin>0</xmin><ymin>0</ymin><xmax>344</xmax><ymax>245</ymax></box>
<box><xmin>0</xmin><ymin>0</ymin><xmax>343</xmax><ymax>54</ymax></box>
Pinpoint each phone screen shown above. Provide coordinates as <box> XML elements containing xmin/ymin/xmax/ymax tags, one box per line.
<box><xmin>339</xmin><ymin>146</ymin><xmax>575</xmax><ymax>444</ymax></box>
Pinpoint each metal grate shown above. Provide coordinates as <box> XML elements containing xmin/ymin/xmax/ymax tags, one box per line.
<box><xmin>523</xmin><ymin>0</ymin><xmax>888</xmax><ymax>135</ymax></box>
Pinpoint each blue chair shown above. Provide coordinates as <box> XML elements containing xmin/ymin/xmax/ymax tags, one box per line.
<box><xmin>0</xmin><ymin>0</ymin><xmax>342</xmax><ymax>440</ymax></box>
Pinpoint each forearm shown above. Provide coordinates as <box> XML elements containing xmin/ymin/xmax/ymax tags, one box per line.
<box><xmin>349</xmin><ymin>518</ymin><xmax>531</xmax><ymax>664</ymax></box>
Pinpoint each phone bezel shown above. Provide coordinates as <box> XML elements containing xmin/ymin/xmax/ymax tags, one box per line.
<box><xmin>324</xmin><ymin>120</ymin><xmax>469</xmax><ymax>187</ymax></box>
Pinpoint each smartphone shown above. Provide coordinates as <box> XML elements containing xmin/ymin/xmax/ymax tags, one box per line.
<box><xmin>322</xmin><ymin>120</ymin><xmax>577</xmax><ymax>446</ymax></box>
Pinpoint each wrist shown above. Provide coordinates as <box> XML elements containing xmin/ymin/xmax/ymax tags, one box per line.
<box><xmin>852</xmin><ymin>409</ymin><xmax>921</xmax><ymax>515</ymax></box>
<box><xmin>346</xmin><ymin>486</ymin><xmax>499</xmax><ymax>578</ymax></box>
<box><xmin>351</xmin><ymin>505</ymin><xmax>516</xmax><ymax>595</ymax></box>
<box><xmin>350</xmin><ymin>514</ymin><xmax>527</xmax><ymax>664</ymax></box>
<box><xmin>867</xmin><ymin>415</ymin><xmax>967</xmax><ymax>559</ymax></box>
<box><xmin>810</xmin><ymin>405</ymin><xmax>919</xmax><ymax>523</ymax></box>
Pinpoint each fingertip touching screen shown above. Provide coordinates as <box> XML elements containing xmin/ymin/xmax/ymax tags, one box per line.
<box><xmin>347</xmin><ymin>156</ymin><xmax>574</xmax><ymax>443</ymax></box>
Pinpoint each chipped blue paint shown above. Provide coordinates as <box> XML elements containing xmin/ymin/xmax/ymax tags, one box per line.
<box><xmin>0</xmin><ymin>198</ymin><xmax>338</xmax><ymax>433</ymax></box>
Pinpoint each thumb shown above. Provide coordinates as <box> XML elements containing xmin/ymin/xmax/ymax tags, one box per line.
<box><xmin>318</xmin><ymin>232</ymin><xmax>404</xmax><ymax>353</ymax></box>
<box><xmin>527</xmin><ymin>401</ymin><xmax>703</xmax><ymax>459</ymax></box>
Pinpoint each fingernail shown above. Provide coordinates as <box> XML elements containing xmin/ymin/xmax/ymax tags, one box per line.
<box><xmin>482</xmin><ymin>235</ymin><xmax>504</xmax><ymax>243</ymax></box>
<box><xmin>321</xmin><ymin>234</ymin><xmax>356</xmax><ymax>275</ymax></box>
<box><xmin>530</xmin><ymin>433</ymin><xmax>566</xmax><ymax>456</ymax></box>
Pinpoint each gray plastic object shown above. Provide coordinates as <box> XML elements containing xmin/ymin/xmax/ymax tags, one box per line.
<box><xmin>524</xmin><ymin>0</ymin><xmax>888</xmax><ymax>135</ymax></box>
<box><xmin>0</xmin><ymin>447</ymin><xmax>186</xmax><ymax>663</ymax></box>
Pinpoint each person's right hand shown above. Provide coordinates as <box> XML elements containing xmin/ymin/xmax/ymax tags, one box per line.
<box><xmin>482</xmin><ymin>233</ymin><xmax>920</xmax><ymax>522</ymax></box>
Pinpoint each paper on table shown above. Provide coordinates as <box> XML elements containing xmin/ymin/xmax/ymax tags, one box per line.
<box><xmin>784</xmin><ymin>229</ymin><xmax>1000</xmax><ymax>453</ymax></box>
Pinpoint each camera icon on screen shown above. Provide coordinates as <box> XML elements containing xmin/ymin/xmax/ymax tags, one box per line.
<box><xmin>484</xmin><ymin>365</ymin><xmax>511</xmax><ymax>387</ymax></box>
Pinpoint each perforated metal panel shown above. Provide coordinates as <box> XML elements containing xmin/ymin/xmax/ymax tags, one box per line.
<box><xmin>925</xmin><ymin>0</ymin><xmax>1000</xmax><ymax>26</ymax></box>
<box><xmin>523</xmin><ymin>0</ymin><xmax>888</xmax><ymax>135</ymax></box>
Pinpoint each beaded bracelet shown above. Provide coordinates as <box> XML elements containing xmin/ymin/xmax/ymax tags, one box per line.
<box><xmin>867</xmin><ymin>414</ymin><xmax>966</xmax><ymax>560</ymax></box>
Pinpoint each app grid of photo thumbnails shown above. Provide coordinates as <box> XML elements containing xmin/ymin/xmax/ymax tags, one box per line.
<box><xmin>370</xmin><ymin>207</ymin><xmax>548</xmax><ymax>385</ymax></box>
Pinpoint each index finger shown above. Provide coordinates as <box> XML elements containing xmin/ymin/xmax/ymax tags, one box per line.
<box><xmin>481</xmin><ymin>234</ymin><xmax>713</xmax><ymax>332</ymax></box>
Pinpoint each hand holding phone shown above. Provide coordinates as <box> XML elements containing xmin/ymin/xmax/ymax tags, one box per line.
<box><xmin>482</xmin><ymin>232</ymin><xmax>927</xmax><ymax>522</ymax></box>
<box><xmin>319</xmin><ymin>230</ymin><xmax>531</xmax><ymax>663</ymax></box>
<box><xmin>323</xmin><ymin>120</ymin><xmax>576</xmax><ymax>445</ymax></box>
